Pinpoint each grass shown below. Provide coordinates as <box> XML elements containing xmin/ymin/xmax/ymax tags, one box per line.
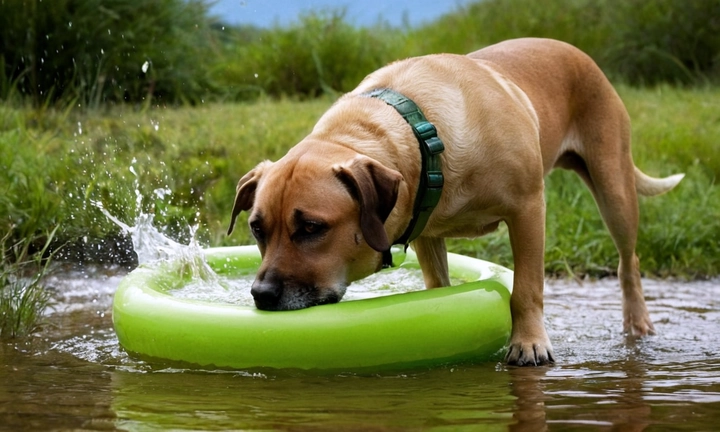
<box><xmin>1</xmin><ymin>86</ymin><xmax>718</xmax><ymax>279</ymax></box>
<box><xmin>0</xmin><ymin>98</ymin><xmax>332</xmax><ymax>252</ymax></box>
<box><xmin>0</xmin><ymin>229</ymin><xmax>57</xmax><ymax>339</ymax></box>
<box><xmin>0</xmin><ymin>0</ymin><xmax>217</xmax><ymax>106</ymax></box>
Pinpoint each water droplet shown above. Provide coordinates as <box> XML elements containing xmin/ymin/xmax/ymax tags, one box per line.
<box><xmin>153</xmin><ymin>188</ymin><xmax>171</xmax><ymax>200</ymax></box>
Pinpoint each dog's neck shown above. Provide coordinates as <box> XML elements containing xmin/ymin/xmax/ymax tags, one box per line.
<box><xmin>362</xmin><ymin>88</ymin><xmax>445</xmax><ymax>264</ymax></box>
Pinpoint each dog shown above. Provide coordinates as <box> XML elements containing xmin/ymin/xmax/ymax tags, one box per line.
<box><xmin>227</xmin><ymin>38</ymin><xmax>684</xmax><ymax>366</ymax></box>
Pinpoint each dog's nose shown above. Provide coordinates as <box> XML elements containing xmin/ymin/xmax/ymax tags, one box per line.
<box><xmin>251</xmin><ymin>279</ymin><xmax>283</xmax><ymax>310</ymax></box>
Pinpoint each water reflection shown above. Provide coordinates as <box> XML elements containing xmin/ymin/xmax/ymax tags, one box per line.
<box><xmin>110</xmin><ymin>366</ymin><xmax>515</xmax><ymax>430</ymax></box>
<box><xmin>508</xmin><ymin>359</ymin><xmax>654</xmax><ymax>432</ymax></box>
<box><xmin>508</xmin><ymin>366</ymin><xmax>550</xmax><ymax>431</ymax></box>
<box><xmin>506</xmin><ymin>355</ymin><xmax>720</xmax><ymax>432</ymax></box>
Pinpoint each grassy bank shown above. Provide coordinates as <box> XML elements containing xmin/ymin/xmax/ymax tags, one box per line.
<box><xmin>1</xmin><ymin>86</ymin><xmax>718</xmax><ymax>278</ymax></box>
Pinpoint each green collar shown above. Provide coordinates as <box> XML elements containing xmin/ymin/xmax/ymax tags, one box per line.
<box><xmin>363</xmin><ymin>88</ymin><xmax>445</xmax><ymax>264</ymax></box>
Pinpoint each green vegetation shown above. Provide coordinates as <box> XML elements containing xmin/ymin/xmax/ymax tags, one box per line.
<box><xmin>3</xmin><ymin>0</ymin><xmax>718</xmax><ymax>105</ymax></box>
<box><xmin>406</xmin><ymin>0</ymin><xmax>720</xmax><ymax>86</ymax></box>
<box><xmin>212</xmin><ymin>10</ymin><xmax>404</xmax><ymax>100</ymax></box>
<box><xmin>0</xmin><ymin>98</ymin><xmax>331</xmax><ymax>253</ymax></box>
<box><xmin>1</xmin><ymin>229</ymin><xmax>56</xmax><ymax>339</ymax></box>
<box><xmin>0</xmin><ymin>0</ymin><xmax>217</xmax><ymax>106</ymax></box>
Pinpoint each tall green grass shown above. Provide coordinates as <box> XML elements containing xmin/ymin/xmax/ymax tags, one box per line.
<box><xmin>0</xmin><ymin>0</ymin><xmax>218</xmax><ymax>106</ymax></box>
<box><xmin>606</xmin><ymin>0</ymin><xmax>720</xmax><ymax>85</ymax></box>
<box><xmin>0</xmin><ymin>229</ymin><xmax>57</xmax><ymax>339</ymax></box>
<box><xmin>211</xmin><ymin>10</ymin><xmax>403</xmax><ymax>100</ymax></box>
<box><xmin>210</xmin><ymin>0</ymin><xmax>720</xmax><ymax>97</ymax></box>
<box><xmin>404</xmin><ymin>0</ymin><xmax>613</xmax><ymax>58</ymax></box>
<box><xmin>0</xmin><ymin>98</ymin><xmax>332</xmax><ymax>259</ymax></box>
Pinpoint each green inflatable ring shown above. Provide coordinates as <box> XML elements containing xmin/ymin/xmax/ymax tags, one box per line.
<box><xmin>112</xmin><ymin>246</ymin><xmax>513</xmax><ymax>372</ymax></box>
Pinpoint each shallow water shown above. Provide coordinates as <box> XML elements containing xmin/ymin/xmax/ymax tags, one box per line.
<box><xmin>2</xmin><ymin>267</ymin><xmax>719</xmax><ymax>431</ymax></box>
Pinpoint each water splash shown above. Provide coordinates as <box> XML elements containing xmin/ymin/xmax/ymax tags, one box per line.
<box><xmin>92</xmin><ymin>160</ymin><xmax>221</xmax><ymax>286</ymax></box>
<box><xmin>94</xmin><ymin>201</ymin><xmax>220</xmax><ymax>287</ymax></box>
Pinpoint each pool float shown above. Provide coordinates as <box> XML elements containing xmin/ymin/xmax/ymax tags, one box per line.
<box><xmin>112</xmin><ymin>246</ymin><xmax>513</xmax><ymax>372</ymax></box>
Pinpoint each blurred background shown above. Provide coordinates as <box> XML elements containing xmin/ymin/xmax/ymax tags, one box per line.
<box><xmin>2</xmin><ymin>0</ymin><xmax>718</xmax><ymax>107</ymax></box>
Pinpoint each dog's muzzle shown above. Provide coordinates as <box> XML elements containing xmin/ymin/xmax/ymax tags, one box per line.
<box><xmin>251</xmin><ymin>272</ymin><xmax>342</xmax><ymax>311</ymax></box>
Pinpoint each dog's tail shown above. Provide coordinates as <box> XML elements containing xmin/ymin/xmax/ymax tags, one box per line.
<box><xmin>634</xmin><ymin>167</ymin><xmax>685</xmax><ymax>197</ymax></box>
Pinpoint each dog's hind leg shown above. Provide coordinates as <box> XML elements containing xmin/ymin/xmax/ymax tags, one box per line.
<box><xmin>588</xmin><ymin>164</ymin><xmax>655</xmax><ymax>336</ymax></box>
<box><xmin>413</xmin><ymin>236</ymin><xmax>450</xmax><ymax>289</ymax></box>
<box><xmin>569</xmin><ymin>114</ymin><xmax>657</xmax><ymax>336</ymax></box>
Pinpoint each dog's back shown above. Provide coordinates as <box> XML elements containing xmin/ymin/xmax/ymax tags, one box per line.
<box><xmin>469</xmin><ymin>38</ymin><xmax>625</xmax><ymax>173</ymax></box>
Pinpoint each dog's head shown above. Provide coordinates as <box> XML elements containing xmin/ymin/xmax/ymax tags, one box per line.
<box><xmin>228</xmin><ymin>149</ymin><xmax>403</xmax><ymax>311</ymax></box>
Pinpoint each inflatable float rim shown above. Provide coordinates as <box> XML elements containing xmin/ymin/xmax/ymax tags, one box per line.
<box><xmin>112</xmin><ymin>246</ymin><xmax>513</xmax><ymax>372</ymax></box>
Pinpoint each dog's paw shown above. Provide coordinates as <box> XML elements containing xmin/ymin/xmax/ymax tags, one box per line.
<box><xmin>624</xmin><ymin>314</ymin><xmax>656</xmax><ymax>337</ymax></box>
<box><xmin>505</xmin><ymin>340</ymin><xmax>555</xmax><ymax>366</ymax></box>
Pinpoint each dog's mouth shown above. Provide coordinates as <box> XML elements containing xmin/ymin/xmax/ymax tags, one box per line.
<box><xmin>252</xmin><ymin>284</ymin><xmax>345</xmax><ymax>311</ymax></box>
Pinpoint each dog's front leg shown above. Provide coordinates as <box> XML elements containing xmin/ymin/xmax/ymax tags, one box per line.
<box><xmin>504</xmin><ymin>196</ymin><xmax>555</xmax><ymax>366</ymax></box>
<box><xmin>413</xmin><ymin>236</ymin><xmax>450</xmax><ymax>288</ymax></box>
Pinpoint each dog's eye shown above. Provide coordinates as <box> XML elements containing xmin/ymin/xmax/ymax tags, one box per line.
<box><xmin>303</xmin><ymin>222</ymin><xmax>321</xmax><ymax>234</ymax></box>
<box><xmin>250</xmin><ymin>222</ymin><xmax>265</xmax><ymax>241</ymax></box>
<box><xmin>294</xmin><ymin>221</ymin><xmax>327</xmax><ymax>241</ymax></box>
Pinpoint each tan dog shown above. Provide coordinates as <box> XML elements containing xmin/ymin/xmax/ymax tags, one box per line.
<box><xmin>228</xmin><ymin>38</ymin><xmax>684</xmax><ymax>366</ymax></box>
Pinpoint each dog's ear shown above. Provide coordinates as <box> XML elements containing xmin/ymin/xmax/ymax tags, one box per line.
<box><xmin>334</xmin><ymin>156</ymin><xmax>403</xmax><ymax>252</ymax></box>
<box><xmin>228</xmin><ymin>161</ymin><xmax>271</xmax><ymax>235</ymax></box>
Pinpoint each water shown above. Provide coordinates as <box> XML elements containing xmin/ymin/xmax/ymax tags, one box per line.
<box><xmin>3</xmin><ymin>269</ymin><xmax>719</xmax><ymax>430</ymax></box>
<box><xmin>168</xmin><ymin>267</ymin><xmax>428</xmax><ymax>306</ymax></box>
<box><xmin>2</xmin><ymin>214</ymin><xmax>719</xmax><ymax>430</ymax></box>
